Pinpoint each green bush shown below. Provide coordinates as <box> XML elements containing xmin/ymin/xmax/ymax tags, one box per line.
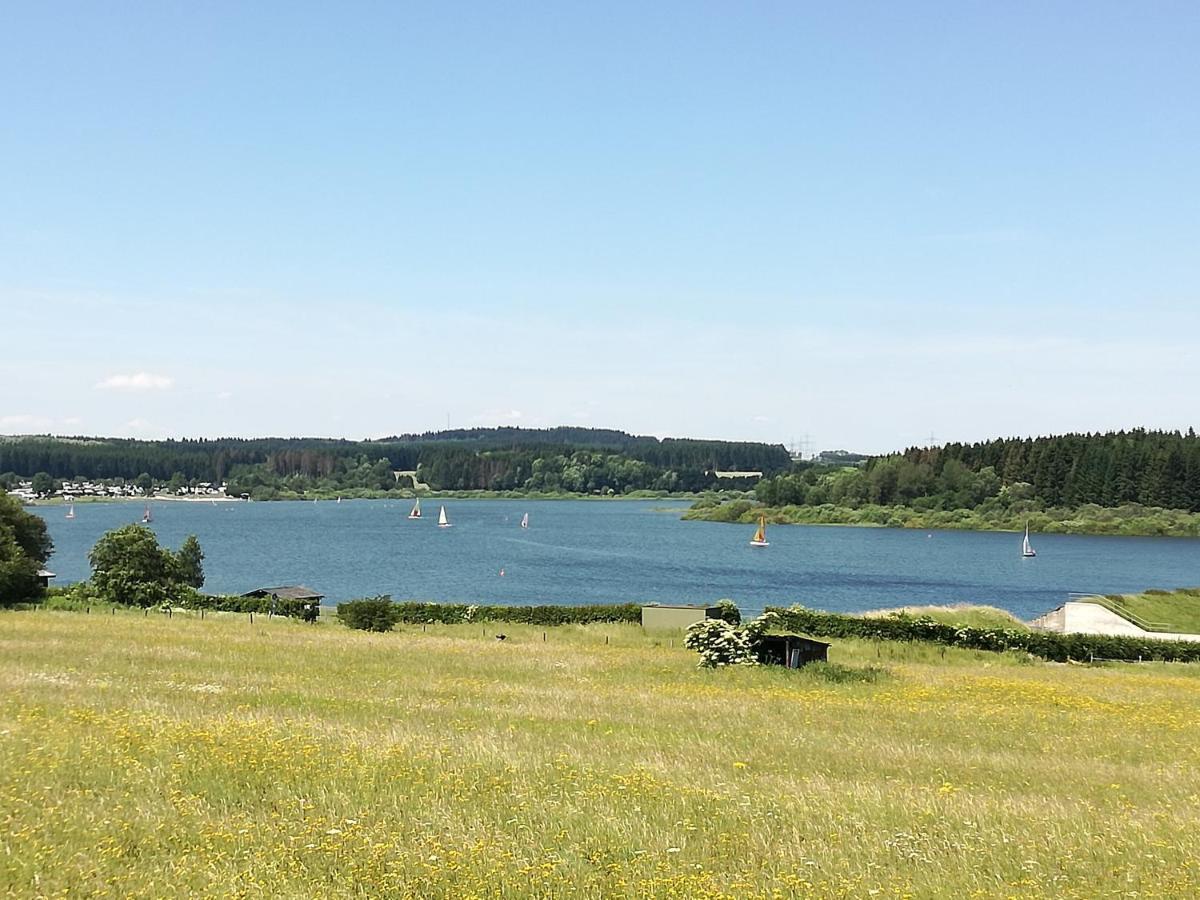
<box><xmin>714</xmin><ymin>599</ymin><xmax>742</xmax><ymax>625</ymax></box>
<box><xmin>798</xmin><ymin>662</ymin><xmax>889</xmax><ymax>684</ymax></box>
<box><xmin>389</xmin><ymin>602</ymin><xmax>642</xmax><ymax>626</ymax></box>
<box><xmin>337</xmin><ymin>596</ymin><xmax>401</xmax><ymax>632</ymax></box>
<box><xmin>766</xmin><ymin>606</ymin><xmax>1200</xmax><ymax>664</ymax></box>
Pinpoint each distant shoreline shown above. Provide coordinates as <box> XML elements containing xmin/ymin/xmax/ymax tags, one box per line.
<box><xmin>29</xmin><ymin>491</ymin><xmax>700</xmax><ymax>506</ymax></box>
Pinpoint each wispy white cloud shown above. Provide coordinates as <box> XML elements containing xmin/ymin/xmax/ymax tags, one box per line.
<box><xmin>95</xmin><ymin>372</ymin><xmax>174</xmax><ymax>391</ymax></box>
<box><xmin>125</xmin><ymin>418</ymin><xmax>153</xmax><ymax>430</ymax></box>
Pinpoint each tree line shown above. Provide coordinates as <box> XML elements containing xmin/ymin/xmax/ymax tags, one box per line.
<box><xmin>754</xmin><ymin>429</ymin><xmax>1200</xmax><ymax>513</ymax></box>
<box><xmin>0</xmin><ymin>429</ymin><xmax>792</xmax><ymax>498</ymax></box>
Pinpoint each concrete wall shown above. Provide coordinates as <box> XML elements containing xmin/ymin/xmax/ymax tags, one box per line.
<box><xmin>1033</xmin><ymin>601</ymin><xmax>1200</xmax><ymax>643</ymax></box>
<box><xmin>641</xmin><ymin>606</ymin><xmax>718</xmax><ymax>631</ymax></box>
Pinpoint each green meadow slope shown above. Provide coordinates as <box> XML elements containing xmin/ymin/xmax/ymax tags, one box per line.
<box><xmin>2</xmin><ymin>611</ymin><xmax>1199</xmax><ymax>898</ymax></box>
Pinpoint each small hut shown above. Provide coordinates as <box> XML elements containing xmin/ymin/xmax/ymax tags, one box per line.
<box><xmin>755</xmin><ymin>633</ymin><xmax>829</xmax><ymax>668</ymax></box>
<box><xmin>241</xmin><ymin>585</ymin><xmax>324</xmax><ymax>621</ymax></box>
<box><xmin>36</xmin><ymin>569</ymin><xmax>55</xmax><ymax>589</ymax></box>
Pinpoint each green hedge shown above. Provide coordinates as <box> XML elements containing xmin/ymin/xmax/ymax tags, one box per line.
<box><xmin>391</xmin><ymin>602</ymin><xmax>642</xmax><ymax>626</ymax></box>
<box><xmin>765</xmin><ymin>606</ymin><xmax>1200</xmax><ymax>663</ymax></box>
<box><xmin>182</xmin><ymin>593</ymin><xmax>318</xmax><ymax>620</ymax></box>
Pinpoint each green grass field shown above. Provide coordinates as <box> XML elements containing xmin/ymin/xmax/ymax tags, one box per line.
<box><xmin>1082</xmin><ymin>588</ymin><xmax>1200</xmax><ymax>634</ymax></box>
<box><xmin>3</xmin><ymin>610</ymin><xmax>1200</xmax><ymax>898</ymax></box>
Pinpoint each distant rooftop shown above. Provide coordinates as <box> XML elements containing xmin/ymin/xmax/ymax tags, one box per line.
<box><xmin>241</xmin><ymin>585</ymin><xmax>324</xmax><ymax>601</ymax></box>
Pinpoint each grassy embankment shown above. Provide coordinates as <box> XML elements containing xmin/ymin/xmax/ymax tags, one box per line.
<box><xmin>1079</xmin><ymin>588</ymin><xmax>1200</xmax><ymax>634</ymax></box>
<box><xmin>859</xmin><ymin>603</ymin><xmax>1028</xmax><ymax>630</ymax></box>
<box><xmin>684</xmin><ymin>497</ymin><xmax>1200</xmax><ymax>537</ymax></box>
<box><xmin>4</xmin><ymin>610</ymin><xmax>1200</xmax><ymax>897</ymax></box>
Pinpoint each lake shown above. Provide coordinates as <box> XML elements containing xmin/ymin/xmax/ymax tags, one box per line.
<box><xmin>32</xmin><ymin>498</ymin><xmax>1200</xmax><ymax>620</ymax></box>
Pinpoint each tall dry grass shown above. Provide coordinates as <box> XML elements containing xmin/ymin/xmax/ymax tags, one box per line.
<box><xmin>2</xmin><ymin>608</ymin><xmax>1199</xmax><ymax>897</ymax></box>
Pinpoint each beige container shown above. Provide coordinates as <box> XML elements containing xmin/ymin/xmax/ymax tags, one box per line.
<box><xmin>641</xmin><ymin>605</ymin><xmax>722</xmax><ymax>631</ymax></box>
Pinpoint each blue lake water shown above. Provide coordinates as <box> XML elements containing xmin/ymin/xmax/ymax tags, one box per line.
<box><xmin>32</xmin><ymin>499</ymin><xmax>1200</xmax><ymax>620</ymax></box>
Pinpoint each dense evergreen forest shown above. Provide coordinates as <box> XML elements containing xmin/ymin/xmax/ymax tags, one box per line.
<box><xmin>0</xmin><ymin>429</ymin><xmax>792</xmax><ymax>498</ymax></box>
<box><xmin>754</xmin><ymin>429</ymin><xmax>1200</xmax><ymax>512</ymax></box>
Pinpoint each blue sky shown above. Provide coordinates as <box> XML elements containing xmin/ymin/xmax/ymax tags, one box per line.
<box><xmin>2</xmin><ymin>2</ymin><xmax>1197</xmax><ymax>453</ymax></box>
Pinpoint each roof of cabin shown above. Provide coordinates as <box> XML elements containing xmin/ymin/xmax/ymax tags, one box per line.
<box><xmin>241</xmin><ymin>585</ymin><xmax>324</xmax><ymax>601</ymax></box>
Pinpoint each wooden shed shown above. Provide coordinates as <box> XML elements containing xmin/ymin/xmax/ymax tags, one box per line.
<box><xmin>755</xmin><ymin>633</ymin><xmax>829</xmax><ymax>668</ymax></box>
<box><xmin>641</xmin><ymin>604</ymin><xmax>722</xmax><ymax>631</ymax></box>
<box><xmin>242</xmin><ymin>585</ymin><xmax>324</xmax><ymax>621</ymax></box>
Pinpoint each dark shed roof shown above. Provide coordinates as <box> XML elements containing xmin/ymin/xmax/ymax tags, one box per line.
<box><xmin>241</xmin><ymin>585</ymin><xmax>324</xmax><ymax>601</ymax></box>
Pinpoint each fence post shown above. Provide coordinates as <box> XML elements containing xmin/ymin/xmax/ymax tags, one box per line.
<box><xmin>543</xmin><ymin>632</ymin><xmax>546</xmax><ymax>642</ymax></box>
<box><xmin>86</xmin><ymin>606</ymin><xmax>90</xmax><ymax>614</ymax></box>
<box><xmin>250</xmin><ymin>612</ymin><xmax>254</xmax><ymax>625</ymax></box>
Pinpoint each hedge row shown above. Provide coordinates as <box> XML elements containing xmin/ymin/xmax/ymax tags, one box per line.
<box><xmin>764</xmin><ymin>606</ymin><xmax>1200</xmax><ymax>663</ymax></box>
<box><xmin>182</xmin><ymin>593</ymin><xmax>317</xmax><ymax>620</ymax></box>
<box><xmin>391</xmin><ymin>602</ymin><xmax>642</xmax><ymax>626</ymax></box>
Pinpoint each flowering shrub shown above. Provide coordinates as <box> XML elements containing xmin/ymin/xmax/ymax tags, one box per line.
<box><xmin>684</xmin><ymin>619</ymin><xmax>758</xmax><ymax>668</ymax></box>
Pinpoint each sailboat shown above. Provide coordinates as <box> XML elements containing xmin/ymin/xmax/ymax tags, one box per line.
<box><xmin>749</xmin><ymin>514</ymin><xmax>769</xmax><ymax>547</ymax></box>
<box><xmin>65</xmin><ymin>503</ymin><xmax>75</xmax><ymax>520</ymax></box>
<box><xmin>1021</xmin><ymin>522</ymin><xmax>1037</xmax><ymax>558</ymax></box>
<box><xmin>142</xmin><ymin>505</ymin><xmax>153</xmax><ymax>524</ymax></box>
<box><xmin>437</xmin><ymin>505</ymin><xmax>452</xmax><ymax>528</ymax></box>
<box><xmin>408</xmin><ymin>499</ymin><xmax>422</xmax><ymax>520</ymax></box>
<box><xmin>520</xmin><ymin>512</ymin><xmax>529</xmax><ymax>529</ymax></box>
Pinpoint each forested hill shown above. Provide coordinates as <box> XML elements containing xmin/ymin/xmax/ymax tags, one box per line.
<box><xmin>887</xmin><ymin>430</ymin><xmax>1200</xmax><ymax>510</ymax></box>
<box><xmin>753</xmin><ymin>429</ymin><xmax>1200</xmax><ymax>514</ymax></box>
<box><xmin>0</xmin><ymin>429</ymin><xmax>793</xmax><ymax>497</ymax></box>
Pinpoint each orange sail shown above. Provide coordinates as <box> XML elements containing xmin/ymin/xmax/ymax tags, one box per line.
<box><xmin>750</xmin><ymin>514</ymin><xmax>768</xmax><ymax>546</ymax></box>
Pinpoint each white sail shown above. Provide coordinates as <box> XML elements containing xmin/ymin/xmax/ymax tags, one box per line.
<box><xmin>409</xmin><ymin>499</ymin><xmax>421</xmax><ymax>519</ymax></box>
<box><xmin>438</xmin><ymin>505</ymin><xmax>451</xmax><ymax>527</ymax></box>
<box><xmin>65</xmin><ymin>503</ymin><xmax>75</xmax><ymax>520</ymax></box>
<box><xmin>520</xmin><ymin>512</ymin><xmax>529</xmax><ymax>529</ymax></box>
<box><xmin>1022</xmin><ymin>523</ymin><xmax>1036</xmax><ymax>557</ymax></box>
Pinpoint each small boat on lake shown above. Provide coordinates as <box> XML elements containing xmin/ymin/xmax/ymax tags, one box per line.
<box><xmin>750</xmin><ymin>514</ymin><xmax>769</xmax><ymax>547</ymax></box>
<box><xmin>437</xmin><ymin>505</ymin><xmax>452</xmax><ymax>528</ymax></box>
<box><xmin>142</xmin><ymin>505</ymin><xmax>153</xmax><ymax>524</ymax></box>
<box><xmin>520</xmin><ymin>512</ymin><xmax>529</xmax><ymax>529</ymax></box>
<box><xmin>1022</xmin><ymin>522</ymin><xmax>1037</xmax><ymax>558</ymax></box>
<box><xmin>65</xmin><ymin>503</ymin><xmax>75</xmax><ymax>520</ymax></box>
<box><xmin>408</xmin><ymin>499</ymin><xmax>422</xmax><ymax>519</ymax></box>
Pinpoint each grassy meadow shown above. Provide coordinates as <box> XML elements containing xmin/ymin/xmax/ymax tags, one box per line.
<box><xmin>1082</xmin><ymin>588</ymin><xmax>1200</xmax><ymax>634</ymax></box>
<box><xmin>3</xmin><ymin>610</ymin><xmax>1200</xmax><ymax>898</ymax></box>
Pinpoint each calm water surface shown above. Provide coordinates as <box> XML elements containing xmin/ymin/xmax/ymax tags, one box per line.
<box><xmin>33</xmin><ymin>499</ymin><xmax>1200</xmax><ymax>619</ymax></box>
